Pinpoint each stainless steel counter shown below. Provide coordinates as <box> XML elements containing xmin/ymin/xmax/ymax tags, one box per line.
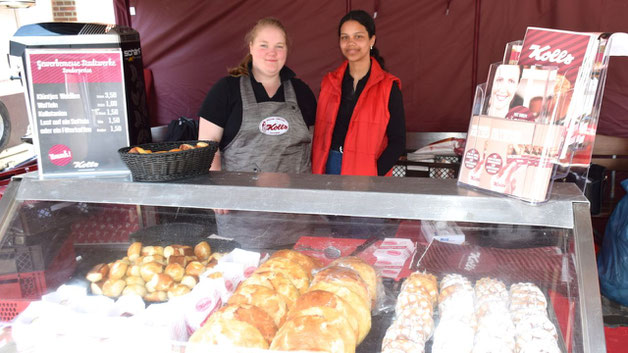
<box><xmin>12</xmin><ymin>171</ymin><xmax>588</xmax><ymax>229</ymax></box>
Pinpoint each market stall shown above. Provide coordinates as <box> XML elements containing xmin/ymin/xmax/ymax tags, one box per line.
<box><xmin>0</xmin><ymin>171</ymin><xmax>605</xmax><ymax>353</ymax></box>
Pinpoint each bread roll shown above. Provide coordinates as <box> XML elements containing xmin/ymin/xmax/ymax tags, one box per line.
<box><xmin>102</xmin><ymin>279</ymin><xmax>126</xmax><ymax>298</ymax></box>
<box><xmin>180</xmin><ymin>245</ymin><xmax>195</xmax><ymax>256</ymax></box>
<box><xmin>205</xmin><ymin>258</ymin><xmax>218</xmax><ymax>270</ymax></box>
<box><xmin>243</xmin><ymin>270</ymin><xmax>299</xmax><ymax>309</ymax></box>
<box><xmin>179</xmin><ymin>143</ymin><xmax>195</xmax><ymax>151</ymax></box>
<box><xmin>125</xmin><ymin>276</ymin><xmax>145</xmax><ymax>287</ymax></box>
<box><xmin>86</xmin><ymin>263</ymin><xmax>109</xmax><ymax>282</ymax></box>
<box><xmin>186</xmin><ymin>261</ymin><xmax>205</xmax><ymax>277</ymax></box>
<box><xmin>142</xmin><ymin>254</ymin><xmax>166</xmax><ymax>266</ymax></box>
<box><xmin>257</xmin><ymin>257</ymin><xmax>309</xmax><ymax>294</ymax></box>
<box><xmin>288</xmin><ymin>289</ymin><xmax>360</xmax><ymax>343</ymax></box>
<box><xmin>181</xmin><ymin>275</ymin><xmax>198</xmax><ymax>289</ymax></box>
<box><xmin>168</xmin><ymin>284</ymin><xmax>191</xmax><ymax>299</ymax></box>
<box><xmin>188</xmin><ymin>315</ymin><xmax>268</xmax><ymax>350</ymax></box>
<box><xmin>331</xmin><ymin>256</ymin><xmax>378</xmax><ymax>305</ymax></box>
<box><xmin>212</xmin><ymin>304</ymin><xmax>277</xmax><ymax>345</ymax></box>
<box><xmin>311</xmin><ymin>266</ymin><xmax>371</xmax><ymax>310</ymax></box>
<box><xmin>164</xmin><ymin>263</ymin><xmax>185</xmax><ymax>282</ymax></box>
<box><xmin>140</xmin><ymin>261</ymin><xmax>163</xmax><ymax>282</ymax></box>
<box><xmin>164</xmin><ymin>245</ymin><xmax>180</xmax><ymax>259</ymax></box>
<box><xmin>164</xmin><ymin>245</ymin><xmax>194</xmax><ymax>258</ymax></box>
<box><xmin>307</xmin><ymin>281</ymin><xmax>371</xmax><ymax>343</ymax></box>
<box><xmin>185</xmin><ymin>255</ymin><xmax>199</xmax><ymax>264</ymax></box>
<box><xmin>194</xmin><ymin>241</ymin><xmax>211</xmax><ymax>261</ymax></box>
<box><xmin>168</xmin><ymin>255</ymin><xmax>187</xmax><ymax>267</ymax></box>
<box><xmin>402</xmin><ymin>272</ymin><xmax>438</xmax><ymax>305</ymax></box>
<box><xmin>108</xmin><ymin>260</ymin><xmax>128</xmax><ymax>280</ymax></box>
<box><xmin>125</xmin><ymin>264</ymin><xmax>139</xmax><ymax>277</ymax></box>
<box><xmin>127</xmin><ymin>242</ymin><xmax>142</xmax><ymax>261</ymax></box>
<box><xmin>90</xmin><ymin>280</ymin><xmax>104</xmax><ymax>295</ymax></box>
<box><xmin>141</xmin><ymin>245</ymin><xmax>164</xmax><ymax>256</ymax></box>
<box><xmin>289</xmin><ymin>306</ymin><xmax>357</xmax><ymax>346</ymax></box>
<box><xmin>271</xmin><ymin>249</ymin><xmax>319</xmax><ymax>275</ymax></box>
<box><xmin>196</xmin><ymin>142</ymin><xmax>209</xmax><ymax>148</ymax></box>
<box><xmin>144</xmin><ymin>290</ymin><xmax>167</xmax><ymax>302</ymax></box>
<box><xmin>122</xmin><ymin>284</ymin><xmax>147</xmax><ymax>297</ymax></box>
<box><xmin>146</xmin><ymin>273</ymin><xmax>174</xmax><ymax>292</ymax></box>
<box><xmin>270</xmin><ymin>314</ymin><xmax>354</xmax><ymax>353</ymax></box>
<box><xmin>228</xmin><ymin>284</ymin><xmax>288</xmax><ymax>327</ymax></box>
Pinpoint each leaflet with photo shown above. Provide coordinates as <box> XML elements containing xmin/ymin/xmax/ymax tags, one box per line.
<box><xmin>517</xmin><ymin>27</ymin><xmax>603</xmax><ymax>165</ymax></box>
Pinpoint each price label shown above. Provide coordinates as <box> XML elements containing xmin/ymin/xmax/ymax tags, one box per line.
<box><xmin>26</xmin><ymin>49</ymin><xmax>130</xmax><ymax>178</ymax></box>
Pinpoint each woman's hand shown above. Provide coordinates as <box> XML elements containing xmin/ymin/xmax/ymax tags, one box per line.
<box><xmin>199</xmin><ymin>118</ymin><xmax>224</xmax><ymax>171</ymax></box>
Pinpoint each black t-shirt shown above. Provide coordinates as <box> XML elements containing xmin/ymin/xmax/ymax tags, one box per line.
<box><xmin>198</xmin><ymin>66</ymin><xmax>317</xmax><ymax>150</ymax></box>
<box><xmin>330</xmin><ymin>65</ymin><xmax>406</xmax><ymax>176</ymax></box>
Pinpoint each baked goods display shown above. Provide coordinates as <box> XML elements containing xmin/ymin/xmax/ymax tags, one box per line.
<box><xmin>473</xmin><ymin>277</ymin><xmax>516</xmax><ymax>353</ymax></box>
<box><xmin>306</xmin><ymin>263</ymin><xmax>373</xmax><ymax>344</ymax></box>
<box><xmin>59</xmin><ymin>239</ymin><xmax>567</xmax><ymax>353</ymax></box>
<box><xmin>382</xmin><ymin>271</ymin><xmax>437</xmax><ymax>353</ymax></box>
<box><xmin>227</xmin><ymin>284</ymin><xmax>288</xmax><ymax>326</ymax></box>
<box><xmin>269</xmin><ymin>257</ymin><xmax>376</xmax><ymax>353</ymax></box>
<box><xmin>385</xmin><ymin>272</ymin><xmax>562</xmax><ymax>353</ymax></box>
<box><xmin>85</xmin><ymin>241</ymin><xmax>218</xmax><ymax>302</ymax></box>
<box><xmin>510</xmin><ymin>283</ymin><xmax>561</xmax><ymax>353</ymax></box>
<box><xmin>270</xmin><ymin>313</ymin><xmax>354</xmax><ymax>353</ymax></box>
<box><xmin>190</xmin><ymin>251</ymin><xmax>375</xmax><ymax>353</ymax></box>
<box><xmin>188</xmin><ymin>304</ymin><xmax>277</xmax><ymax>350</ymax></box>
<box><xmin>286</xmin><ymin>290</ymin><xmax>360</xmax><ymax>343</ymax></box>
<box><xmin>432</xmin><ymin>273</ymin><xmax>476</xmax><ymax>353</ymax></box>
<box><xmin>127</xmin><ymin>141</ymin><xmax>210</xmax><ymax>154</ymax></box>
<box><xmin>190</xmin><ymin>249</ymin><xmax>321</xmax><ymax>349</ymax></box>
<box><xmin>331</xmin><ymin>256</ymin><xmax>379</xmax><ymax>307</ymax></box>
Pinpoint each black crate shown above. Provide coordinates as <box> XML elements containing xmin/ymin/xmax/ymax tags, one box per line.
<box><xmin>17</xmin><ymin>201</ymin><xmax>80</xmax><ymax>236</ymax></box>
<box><xmin>0</xmin><ymin>226</ymin><xmax>70</xmax><ymax>276</ymax></box>
<box><xmin>395</xmin><ymin>155</ymin><xmax>461</xmax><ymax>178</ymax></box>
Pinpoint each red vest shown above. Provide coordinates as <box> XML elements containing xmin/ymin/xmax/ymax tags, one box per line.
<box><xmin>312</xmin><ymin>59</ymin><xmax>400</xmax><ymax>176</ymax></box>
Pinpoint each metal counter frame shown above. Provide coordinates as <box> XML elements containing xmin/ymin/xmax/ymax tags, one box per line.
<box><xmin>0</xmin><ymin>171</ymin><xmax>604</xmax><ymax>353</ymax></box>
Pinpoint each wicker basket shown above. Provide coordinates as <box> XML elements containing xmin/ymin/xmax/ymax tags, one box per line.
<box><xmin>118</xmin><ymin>140</ymin><xmax>218</xmax><ymax>182</ymax></box>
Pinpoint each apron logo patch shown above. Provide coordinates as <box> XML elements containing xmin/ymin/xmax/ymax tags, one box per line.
<box><xmin>259</xmin><ymin>116</ymin><xmax>289</xmax><ymax>136</ymax></box>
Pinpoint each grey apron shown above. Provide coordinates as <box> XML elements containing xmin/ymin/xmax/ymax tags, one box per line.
<box><xmin>221</xmin><ymin>77</ymin><xmax>311</xmax><ymax>173</ymax></box>
<box><xmin>216</xmin><ymin>77</ymin><xmax>316</xmax><ymax>249</ymax></box>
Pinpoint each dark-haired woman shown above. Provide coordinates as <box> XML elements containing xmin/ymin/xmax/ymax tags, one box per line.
<box><xmin>312</xmin><ymin>10</ymin><xmax>406</xmax><ymax>176</ymax></box>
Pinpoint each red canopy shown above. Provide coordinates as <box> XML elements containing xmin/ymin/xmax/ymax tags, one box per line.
<box><xmin>114</xmin><ymin>0</ymin><xmax>628</xmax><ymax>137</ymax></box>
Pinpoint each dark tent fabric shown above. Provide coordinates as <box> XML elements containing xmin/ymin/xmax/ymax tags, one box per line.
<box><xmin>115</xmin><ymin>0</ymin><xmax>628</xmax><ymax>137</ymax></box>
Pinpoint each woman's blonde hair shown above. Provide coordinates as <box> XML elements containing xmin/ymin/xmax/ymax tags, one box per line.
<box><xmin>228</xmin><ymin>17</ymin><xmax>290</xmax><ymax>77</ymax></box>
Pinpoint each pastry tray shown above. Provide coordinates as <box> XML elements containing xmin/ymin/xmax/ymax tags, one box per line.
<box><xmin>358</xmin><ymin>277</ymin><xmax>569</xmax><ymax>353</ymax></box>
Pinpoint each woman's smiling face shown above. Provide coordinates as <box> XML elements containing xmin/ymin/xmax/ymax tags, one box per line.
<box><xmin>249</xmin><ymin>25</ymin><xmax>288</xmax><ymax>78</ymax></box>
<box><xmin>490</xmin><ymin>65</ymin><xmax>521</xmax><ymax>112</ymax></box>
<box><xmin>339</xmin><ymin>20</ymin><xmax>375</xmax><ymax>64</ymax></box>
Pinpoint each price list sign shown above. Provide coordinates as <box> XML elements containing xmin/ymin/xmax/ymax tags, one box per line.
<box><xmin>25</xmin><ymin>49</ymin><xmax>130</xmax><ymax>178</ymax></box>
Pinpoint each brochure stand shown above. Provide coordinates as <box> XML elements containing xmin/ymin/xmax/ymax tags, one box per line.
<box><xmin>459</xmin><ymin>28</ymin><xmax>628</xmax><ymax>204</ymax></box>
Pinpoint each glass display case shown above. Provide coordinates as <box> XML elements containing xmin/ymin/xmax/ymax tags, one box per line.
<box><xmin>0</xmin><ymin>172</ymin><xmax>604</xmax><ymax>353</ymax></box>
